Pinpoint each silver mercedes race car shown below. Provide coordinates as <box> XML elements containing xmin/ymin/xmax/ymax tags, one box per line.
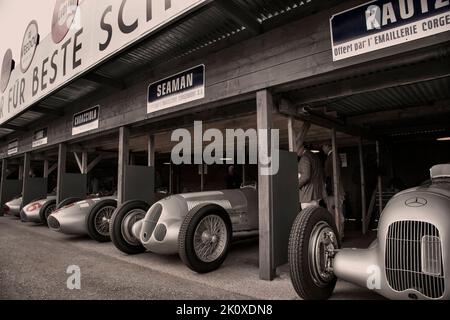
<box><xmin>48</xmin><ymin>194</ymin><xmax>117</xmax><ymax>242</ymax></box>
<box><xmin>110</xmin><ymin>184</ymin><xmax>259</xmax><ymax>273</ymax></box>
<box><xmin>4</xmin><ymin>196</ymin><xmax>23</xmax><ymax>217</ymax></box>
<box><xmin>289</xmin><ymin>164</ymin><xmax>450</xmax><ymax>300</ymax></box>
<box><xmin>20</xmin><ymin>195</ymin><xmax>57</xmax><ymax>225</ymax></box>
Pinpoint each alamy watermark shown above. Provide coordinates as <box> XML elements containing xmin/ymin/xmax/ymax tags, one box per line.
<box><xmin>66</xmin><ymin>265</ymin><xmax>81</xmax><ymax>290</ymax></box>
<box><xmin>171</xmin><ymin>121</ymin><xmax>280</xmax><ymax>176</ymax></box>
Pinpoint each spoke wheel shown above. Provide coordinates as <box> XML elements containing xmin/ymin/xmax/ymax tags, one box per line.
<box><xmin>44</xmin><ymin>204</ymin><xmax>56</xmax><ymax>221</ymax></box>
<box><xmin>193</xmin><ymin>215</ymin><xmax>228</xmax><ymax>263</ymax></box>
<box><xmin>94</xmin><ymin>206</ymin><xmax>116</xmax><ymax>237</ymax></box>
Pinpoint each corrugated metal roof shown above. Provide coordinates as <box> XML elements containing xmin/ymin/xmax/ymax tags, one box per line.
<box><xmin>323</xmin><ymin>77</ymin><xmax>450</xmax><ymax>116</ymax></box>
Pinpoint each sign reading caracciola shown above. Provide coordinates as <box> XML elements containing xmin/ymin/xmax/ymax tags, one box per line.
<box><xmin>0</xmin><ymin>0</ymin><xmax>208</xmax><ymax>125</ymax></box>
<box><xmin>330</xmin><ymin>0</ymin><xmax>450</xmax><ymax>61</ymax></box>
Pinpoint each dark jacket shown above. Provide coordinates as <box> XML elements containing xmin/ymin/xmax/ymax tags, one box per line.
<box><xmin>298</xmin><ymin>150</ymin><xmax>325</xmax><ymax>203</ymax></box>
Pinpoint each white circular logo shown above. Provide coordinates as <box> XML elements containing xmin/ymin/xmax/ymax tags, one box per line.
<box><xmin>1</xmin><ymin>49</ymin><xmax>14</xmax><ymax>93</ymax></box>
<box><xmin>20</xmin><ymin>20</ymin><xmax>39</xmax><ymax>73</ymax></box>
<box><xmin>51</xmin><ymin>0</ymin><xmax>79</xmax><ymax>44</ymax></box>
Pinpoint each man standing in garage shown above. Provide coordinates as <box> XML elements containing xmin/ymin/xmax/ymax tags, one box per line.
<box><xmin>322</xmin><ymin>143</ymin><xmax>345</xmax><ymax>237</ymax></box>
<box><xmin>297</xmin><ymin>144</ymin><xmax>326</xmax><ymax>210</ymax></box>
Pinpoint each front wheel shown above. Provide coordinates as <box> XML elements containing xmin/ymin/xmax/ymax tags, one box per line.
<box><xmin>178</xmin><ymin>204</ymin><xmax>232</xmax><ymax>273</ymax></box>
<box><xmin>39</xmin><ymin>200</ymin><xmax>57</xmax><ymax>226</ymax></box>
<box><xmin>288</xmin><ymin>206</ymin><xmax>340</xmax><ymax>300</ymax></box>
<box><xmin>110</xmin><ymin>200</ymin><xmax>149</xmax><ymax>254</ymax></box>
<box><xmin>86</xmin><ymin>199</ymin><xmax>117</xmax><ymax>242</ymax></box>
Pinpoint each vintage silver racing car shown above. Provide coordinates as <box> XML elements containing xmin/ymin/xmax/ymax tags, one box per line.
<box><xmin>4</xmin><ymin>196</ymin><xmax>23</xmax><ymax>217</ymax></box>
<box><xmin>289</xmin><ymin>164</ymin><xmax>450</xmax><ymax>300</ymax></box>
<box><xmin>48</xmin><ymin>193</ymin><xmax>117</xmax><ymax>242</ymax></box>
<box><xmin>110</xmin><ymin>184</ymin><xmax>259</xmax><ymax>273</ymax></box>
<box><xmin>20</xmin><ymin>195</ymin><xmax>57</xmax><ymax>225</ymax></box>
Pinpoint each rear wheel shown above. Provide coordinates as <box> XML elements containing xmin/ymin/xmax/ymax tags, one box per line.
<box><xmin>178</xmin><ymin>205</ymin><xmax>232</xmax><ymax>273</ymax></box>
<box><xmin>39</xmin><ymin>200</ymin><xmax>57</xmax><ymax>226</ymax></box>
<box><xmin>110</xmin><ymin>200</ymin><xmax>149</xmax><ymax>254</ymax></box>
<box><xmin>86</xmin><ymin>199</ymin><xmax>117</xmax><ymax>242</ymax></box>
<box><xmin>288</xmin><ymin>206</ymin><xmax>340</xmax><ymax>300</ymax></box>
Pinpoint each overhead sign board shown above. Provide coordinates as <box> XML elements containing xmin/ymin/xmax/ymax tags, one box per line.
<box><xmin>7</xmin><ymin>139</ymin><xmax>18</xmax><ymax>156</ymax></box>
<box><xmin>72</xmin><ymin>105</ymin><xmax>99</xmax><ymax>135</ymax></box>
<box><xmin>330</xmin><ymin>0</ymin><xmax>450</xmax><ymax>61</ymax></box>
<box><xmin>32</xmin><ymin>128</ymin><xmax>48</xmax><ymax>148</ymax></box>
<box><xmin>147</xmin><ymin>64</ymin><xmax>205</xmax><ymax>113</ymax></box>
<box><xmin>0</xmin><ymin>0</ymin><xmax>208</xmax><ymax>125</ymax></box>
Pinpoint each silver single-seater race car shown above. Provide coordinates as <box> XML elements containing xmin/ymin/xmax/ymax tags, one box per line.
<box><xmin>48</xmin><ymin>194</ymin><xmax>117</xmax><ymax>242</ymax></box>
<box><xmin>20</xmin><ymin>195</ymin><xmax>57</xmax><ymax>225</ymax></box>
<box><xmin>288</xmin><ymin>164</ymin><xmax>450</xmax><ymax>300</ymax></box>
<box><xmin>4</xmin><ymin>196</ymin><xmax>23</xmax><ymax>217</ymax></box>
<box><xmin>110</xmin><ymin>184</ymin><xmax>259</xmax><ymax>273</ymax></box>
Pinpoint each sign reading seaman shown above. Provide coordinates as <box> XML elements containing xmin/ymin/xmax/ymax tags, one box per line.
<box><xmin>32</xmin><ymin>128</ymin><xmax>48</xmax><ymax>148</ymax></box>
<box><xmin>72</xmin><ymin>105</ymin><xmax>99</xmax><ymax>136</ymax></box>
<box><xmin>147</xmin><ymin>65</ymin><xmax>205</xmax><ymax>113</ymax></box>
<box><xmin>7</xmin><ymin>139</ymin><xmax>18</xmax><ymax>155</ymax></box>
<box><xmin>330</xmin><ymin>0</ymin><xmax>450</xmax><ymax>61</ymax></box>
<box><xmin>0</xmin><ymin>0</ymin><xmax>208</xmax><ymax>125</ymax></box>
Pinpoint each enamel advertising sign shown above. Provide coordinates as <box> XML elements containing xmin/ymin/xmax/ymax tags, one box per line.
<box><xmin>0</xmin><ymin>0</ymin><xmax>208</xmax><ymax>125</ymax></box>
<box><xmin>330</xmin><ymin>0</ymin><xmax>450</xmax><ymax>61</ymax></box>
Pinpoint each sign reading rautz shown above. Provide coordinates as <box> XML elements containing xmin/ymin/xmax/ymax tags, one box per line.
<box><xmin>32</xmin><ymin>128</ymin><xmax>48</xmax><ymax>148</ymax></box>
<box><xmin>7</xmin><ymin>139</ymin><xmax>18</xmax><ymax>155</ymax></box>
<box><xmin>148</xmin><ymin>65</ymin><xmax>205</xmax><ymax>113</ymax></box>
<box><xmin>72</xmin><ymin>105</ymin><xmax>99</xmax><ymax>136</ymax></box>
<box><xmin>330</xmin><ymin>0</ymin><xmax>450</xmax><ymax>61</ymax></box>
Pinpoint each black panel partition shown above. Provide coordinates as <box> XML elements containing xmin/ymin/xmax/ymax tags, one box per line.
<box><xmin>0</xmin><ymin>180</ymin><xmax>22</xmax><ymax>214</ymax></box>
<box><xmin>124</xmin><ymin>165</ymin><xmax>155</xmax><ymax>205</ymax></box>
<box><xmin>22</xmin><ymin>178</ymin><xmax>48</xmax><ymax>208</ymax></box>
<box><xmin>58</xmin><ymin>173</ymin><xmax>87</xmax><ymax>203</ymax></box>
<box><xmin>272</xmin><ymin>150</ymin><xmax>299</xmax><ymax>268</ymax></box>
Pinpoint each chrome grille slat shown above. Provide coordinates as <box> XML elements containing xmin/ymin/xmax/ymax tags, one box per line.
<box><xmin>385</xmin><ymin>221</ymin><xmax>444</xmax><ymax>299</ymax></box>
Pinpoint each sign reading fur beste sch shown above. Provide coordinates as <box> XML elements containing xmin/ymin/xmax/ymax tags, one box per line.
<box><xmin>330</xmin><ymin>0</ymin><xmax>450</xmax><ymax>61</ymax></box>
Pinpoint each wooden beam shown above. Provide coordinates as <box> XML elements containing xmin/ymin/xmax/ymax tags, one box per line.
<box><xmin>147</xmin><ymin>134</ymin><xmax>155</xmax><ymax>167</ymax></box>
<box><xmin>331</xmin><ymin>128</ymin><xmax>341</xmax><ymax>237</ymax></box>
<box><xmin>86</xmin><ymin>154</ymin><xmax>103</xmax><ymax>173</ymax></box>
<box><xmin>43</xmin><ymin>160</ymin><xmax>49</xmax><ymax>178</ymax></box>
<box><xmin>47</xmin><ymin>163</ymin><xmax>58</xmax><ymax>176</ymax></box>
<box><xmin>1</xmin><ymin>124</ymin><xmax>25</xmax><ymax>132</ymax></box>
<box><xmin>215</xmin><ymin>0</ymin><xmax>261</xmax><ymax>35</ymax></box>
<box><xmin>22</xmin><ymin>153</ymin><xmax>31</xmax><ymax>209</ymax></box>
<box><xmin>257</xmin><ymin>89</ymin><xmax>275</xmax><ymax>281</ymax></box>
<box><xmin>358</xmin><ymin>138</ymin><xmax>367</xmax><ymax>235</ymax></box>
<box><xmin>0</xmin><ymin>159</ymin><xmax>7</xmax><ymax>216</ymax></box>
<box><xmin>56</xmin><ymin>144</ymin><xmax>67</xmax><ymax>204</ymax></box>
<box><xmin>81</xmin><ymin>152</ymin><xmax>88</xmax><ymax>174</ymax></box>
<box><xmin>117</xmin><ymin>127</ymin><xmax>129</xmax><ymax>205</ymax></box>
<box><xmin>376</xmin><ymin>141</ymin><xmax>383</xmax><ymax>216</ymax></box>
<box><xmin>73</xmin><ymin>152</ymin><xmax>83</xmax><ymax>173</ymax></box>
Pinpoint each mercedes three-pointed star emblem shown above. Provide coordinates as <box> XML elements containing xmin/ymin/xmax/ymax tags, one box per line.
<box><xmin>405</xmin><ymin>197</ymin><xmax>427</xmax><ymax>207</ymax></box>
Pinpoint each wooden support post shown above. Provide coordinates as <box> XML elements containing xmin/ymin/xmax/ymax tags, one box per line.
<box><xmin>81</xmin><ymin>152</ymin><xmax>88</xmax><ymax>174</ymax></box>
<box><xmin>18</xmin><ymin>165</ymin><xmax>23</xmax><ymax>181</ymax></box>
<box><xmin>331</xmin><ymin>128</ymin><xmax>341</xmax><ymax>236</ymax></box>
<box><xmin>256</xmin><ymin>89</ymin><xmax>275</xmax><ymax>281</ymax></box>
<box><xmin>148</xmin><ymin>134</ymin><xmax>155</xmax><ymax>167</ymax></box>
<box><xmin>47</xmin><ymin>163</ymin><xmax>58</xmax><ymax>176</ymax></box>
<box><xmin>288</xmin><ymin>117</ymin><xmax>295</xmax><ymax>152</ymax></box>
<box><xmin>43</xmin><ymin>160</ymin><xmax>49</xmax><ymax>178</ymax></box>
<box><xmin>358</xmin><ymin>138</ymin><xmax>367</xmax><ymax>234</ymax></box>
<box><xmin>0</xmin><ymin>159</ymin><xmax>7</xmax><ymax>216</ymax></box>
<box><xmin>376</xmin><ymin>141</ymin><xmax>383</xmax><ymax>216</ymax></box>
<box><xmin>118</xmin><ymin>127</ymin><xmax>129</xmax><ymax>205</ymax></box>
<box><xmin>287</xmin><ymin>115</ymin><xmax>310</xmax><ymax>153</ymax></box>
<box><xmin>56</xmin><ymin>144</ymin><xmax>67</xmax><ymax>204</ymax></box>
<box><xmin>22</xmin><ymin>153</ymin><xmax>31</xmax><ymax>207</ymax></box>
<box><xmin>169</xmin><ymin>164</ymin><xmax>173</xmax><ymax>194</ymax></box>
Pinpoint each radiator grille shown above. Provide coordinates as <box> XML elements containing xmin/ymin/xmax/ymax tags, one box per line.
<box><xmin>47</xmin><ymin>216</ymin><xmax>60</xmax><ymax>230</ymax></box>
<box><xmin>385</xmin><ymin>221</ymin><xmax>445</xmax><ymax>299</ymax></box>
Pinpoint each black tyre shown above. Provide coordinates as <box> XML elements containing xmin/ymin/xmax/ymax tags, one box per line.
<box><xmin>56</xmin><ymin>197</ymin><xmax>83</xmax><ymax>210</ymax></box>
<box><xmin>288</xmin><ymin>206</ymin><xmax>340</xmax><ymax>300</ymax></box>
<box><xmin>110</xmin><ymin>200</ymin><xmax>149</xmax><ymax>254</ymax></box>
<box><xmin>86</xmin><ymin>199</ymin><xmax>117</xmax><ymax>242</ymax></box>
<box><xmin>178</xmin><ymin>204</ymin><xmax>232</xmax><ymax>273</ymax></box>
<box><xmin>39</xmin><ymin>199</ymin><xmax>57</xmax><ymax>226</ymax></box>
